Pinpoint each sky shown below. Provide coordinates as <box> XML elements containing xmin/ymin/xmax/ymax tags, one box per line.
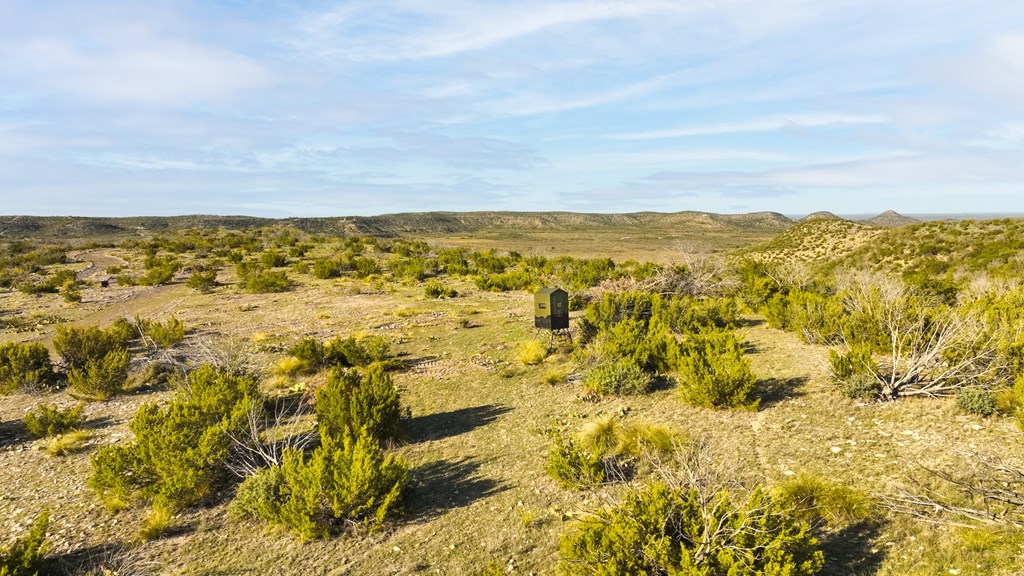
<box><xmin>0</xmin><ymin>0</ymin><xmax>1022</xmax><ymax>218</ymax></box>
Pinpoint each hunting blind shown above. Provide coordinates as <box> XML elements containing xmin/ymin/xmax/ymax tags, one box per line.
<box><xmin>534</xmin><ymin>287</ymin><xmax>569</xmax><ymax>330</ymax></box>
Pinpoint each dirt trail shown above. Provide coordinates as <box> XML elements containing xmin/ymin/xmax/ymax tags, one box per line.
<box><xmin>34</xmin><ymin>249</ymin><xmax>192</xmax><ymax>348</ymax></box>
<box><xmin>70</xmin><ymin>248</ymin><xmax>127</xmax><ymax>282</ymax></box>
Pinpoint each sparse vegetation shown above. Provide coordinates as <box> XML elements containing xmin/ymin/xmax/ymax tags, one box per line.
<box><xmin>5</xmin><ymin>216</ymin><xmax>1024</xmax><ymax>574</ymax></box>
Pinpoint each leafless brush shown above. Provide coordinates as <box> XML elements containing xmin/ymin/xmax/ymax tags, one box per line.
<box><xmin>78</xmin><ymin>543</ymin><xmax>160</xmax><ymax>576</ymax></box>
<box><xmin>884</xmin><ymin>451</ymin><xmax>1024</xmax><ymax>529</ymax></box>
<box><xmin>226</xmin><ymin>397</ymin><xmax>316</xmax><ymax>478</ymax></box>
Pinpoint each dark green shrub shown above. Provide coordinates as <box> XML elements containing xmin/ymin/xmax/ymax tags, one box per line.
<box><xmin>0</xmin><ymin>342</ymin><xmax>54</xmax><ymax>393</ymax></box>
<box><xmin>590</xmin><ymin>318</ymin><xmax>681</xmax><ymax>374</ymax></box>
<box><xmin>677</xmin><ymin>330</ymin><xmax>758</xmax><ymax>409</ymax></box>
<box><xmin>140</xmin><ymin>264</ymin><xmax>178</xmax><ymax>286</ymax></box>
<box><xmin>828</xmin><ymin>346</ymin><xmax>878</xmax><ymax>393</ymax></box>
<box><xmin>67</xmin><ymin>348</ymin><xmax>131</xmax><ymax>401</ymax></box>
<box><xmin>312</xmin><ymin>259</ymin><xmax>341</xmax><ymax>279</ymax></box>
<box><xmin>259</xmin><ymin>250</ymin><xmax>288</xmax><ymax>268</ymax></box>
<box><xmin>558</xmin><ymin>482</ymin><xmax>823</xmax><ymax>576</ymax></box>
<box><xmin>283</xmin><ymin>334</ymin><xmax>395</xmax><ymax>376</ymax></box>
<box><xmin>473</xmin><ymin>270</ymin><xmax>535</xmax><ymax>292</ymax></box>
<box><xmin>52</xmin><ymin>324</ymin><xmax>129</xmax><ymax>371</ymax></box>
<box><xmin>116</xmin><ymin>273</ymin><xmax>138</xmax><ymax>286</ymax></box>
<box><xmin>839</xmin><ymin>373</ymin><xmax>882</xmax><ymax>400</ymax></box>
<box><xmin>389</xmin><ymin>256</ymin><xmax>429</xmax><ymax>280</ymax></box>
<box><xmin>107</xmin><ymin>317</ymin><xmax>137</xmax><ymax>344</ymax></box>
<box><xmin>23</xmin><ymin>403</ymin><xmax>85</xmax><ymax>438</ymax></box>
<box><xmin>424</xmin><ymin>280</ymin><xmax>457</xmax><ymax>299</ymax></box>
<box><xmin>789</xmin><ymin>291</ymin><xmax>845</xmax><ymax>344</ymax></box>
<box><xmin>186</xmin><ymin>269</ymin><xmax>218</xmax><ymax>292</ymax></box>
<box><xmin>546</xmin><ymin>430</ymin><xmax>605</xmax><ymax>490</ymax></box>
<box><xmin>581</xmin><ymin>359</ymin><xmax>654</xmax><ymax>396</ymax></box>
<box><xmin>62</xmin><ymin>282</ymin><xmax>82</xmax><ymax>303</ymax></box>
<box><xmin>956</xmin><ymin>387</ymin><xmax>996</xmax><ymax>416</ymax></box>
<box><xmin>324</xmin><ymin>335</ymin><xmax>392</xmax><ymax>367</ymax></box>
<box><xmin>139</xmin><ymin>316</ymin><xmax>185</xmax><ymax>348</ymax></box>
<box><xmin>352</xmin><ymin>257</ymin><xmax>382</xmax><ymax>278</ymax></box>
<box><xmin>316</xmin><ymin>365</ymin><xmax>401</xmax><ymax>444</ymax></box>
<box><xmin>0</xmin><ymin>510</ymin><xmax>48</xmax><ymax>576</ymax></box>
<box><xmin>231</xmin><ymin>432</ymin><xmax>408</xmax><ymax>540</ymax></box>
<box><xmin>89</xmin><ymin>365</ymin><xmax>258</xmax><ymax>510</ymax></box>
<box><xmin>244</xmin><ymin>270</ymin><xmax>290</xmax><ymax>293</ymax></box>
<box><xmin>288</xmin><ymin>337</ymin><xmax>325</xmax><ymax>374</ymax></box>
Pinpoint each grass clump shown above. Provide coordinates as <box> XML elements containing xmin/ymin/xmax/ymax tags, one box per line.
<box><xmin>23</xmin><ymin>402</ymin><xmax>85</xmax><ymax>438</ymax></box>
<box><xmin>137</xmin><ymin>503</ymin><xmax>176</xmax><ymax>543</ymax></box>
<box><xmin>44</xmin><ymin>430</ymin><xmax>92</xmax><ymax>457</ymax></box>
<box><xmin>0</xmin><ymin>510</ymin><xmax>48</xmax><ymax>576</ymax></box>
<box><xmin>773</xmin><ymin>473</ymin><xmax>874</xmax><ymax>530</ymax></box>
<box><xmin>0</xmin><ymin>342</ymin><xmax>54</xmax><ymax>394</ymax></box>
<box><xmin>516</xmin><ymin>340</ymin><xmax>548</xmax><ymax>366</ymax></box>
<box><xmin>544</xmin><ymin>368</ymin><xmax>568</xmax><ymax>385</ymax></box>
<box><xmin>547</xmin><ymin>416</ymin><xmax>677</xmax><ymax>489</ymax></box>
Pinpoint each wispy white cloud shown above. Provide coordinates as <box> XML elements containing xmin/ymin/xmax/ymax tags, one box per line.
<box><xmin>3</xmin><ymin>0</ymin><xmax>1024</xmax><ymax>216</ymax></box>
<box><xmin>294</xmin><ymin>0</ymin><xmax>692</xmax><ymax>61</ymax></box>
<box><xmin>487</xmin><ymin>73</ymin><xmax>679</xmax><ymax>117</ymax></box>
<box><xmin>10</xmin><ymin>36</ymin><xmax>272</xmax><ymax>107</ymax></box>
<box><xmin>605</xmin><ymin>114</ymin><xmax>889</xmax><ymax>140</ymax></box>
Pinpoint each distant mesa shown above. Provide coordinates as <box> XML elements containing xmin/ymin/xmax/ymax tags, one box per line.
<box><xmin>0</xmin><ymin>211</ymin><xmax>795</xmax><ymax>240</ymax></box>
<box><xmin>861</xmin><ymin>210</ymin><xmax>919</xmax><ymax>227</ymax></box>
<box><xmin>800</xmin><ymin>211</ymin><xmax>842</xmax><ymax>222</ymax></box>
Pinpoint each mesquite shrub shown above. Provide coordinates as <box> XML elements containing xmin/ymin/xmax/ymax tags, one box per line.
<box><xmin>559</xmin><ymin>482</ymin><xmax>823</xmax><ymax>576</ymax></box>
<box><xmin>0</xmin><ymin>342</ymin><xmax>53</xmax><ymax>393</ymax></box>
<box><xmin>89</xmin><ymin>365</ymin><xmax>258</xmax><ymax>510</ymax></box>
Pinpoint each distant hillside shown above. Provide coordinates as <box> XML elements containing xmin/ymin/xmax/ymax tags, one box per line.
<box><xmin>837</xmin><ymin>217</ymin><xmax>1024</xmax><ymax>278</ymax></box>
<box><xmin>800</xmin><ymin>211</ymin><xmax>841</xmax><ymax>222</ymax></box>
<box><xmin>860</xmin><ymin>210</ymin><xmax>918</xmax><ymax>227</ymax></box>
<box><xmin>0</xmin><ymin>211</ymin><xmax>794</xmax><ymax>240</ymax></box>
<box><xmin>739</xmin><ymin>217</ymin><xmax>881</xmax><ymax>264</ymax></box>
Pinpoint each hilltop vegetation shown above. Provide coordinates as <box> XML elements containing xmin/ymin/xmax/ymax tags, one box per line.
<box><xmin>739</xmin><ymin>217</ymin><xmax>881</xmax><ymax>265</ymax></box>
<box><xmin>2</xmin><ymin>214</ymin><xmax>1024</xmax><ymax>575</ymax></box>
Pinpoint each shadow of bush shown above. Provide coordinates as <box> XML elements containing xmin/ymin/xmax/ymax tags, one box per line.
<box><xmin>756</xmin><ymin>376</ymin><xmax>808</xmax><ymax>408</ymax></box>
<box><xmin>406</xmin><ymin>457</ymin><xmax>507</xmax><ymax>521</ymax></box>
<box><xmin>819</xmin><ymin>519</ymin><xmax>887</xmax><ymax>576</ymax></box>
<box><xmin>406</xmin><ymin>404</ymin><xmax>511</xmax><ymax>443</ymax></box>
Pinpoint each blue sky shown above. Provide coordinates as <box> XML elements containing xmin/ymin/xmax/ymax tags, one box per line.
<box><xmin>1</xmin><ymin>0</ymin><xmax>1022</xmax><ymax>217</ymax></box>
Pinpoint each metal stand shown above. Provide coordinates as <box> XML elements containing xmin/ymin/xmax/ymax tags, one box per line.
<box><xmin>549</xmin><ymin>328</ymin><xmax>574</xmax><ymax>347</ymax></box>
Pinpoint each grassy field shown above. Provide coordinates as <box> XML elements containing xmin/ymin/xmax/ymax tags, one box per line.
<box><xmin>3</xmin><ymin>221</ymin><xmax>1024</xmax><ymax>575</ymax></box>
